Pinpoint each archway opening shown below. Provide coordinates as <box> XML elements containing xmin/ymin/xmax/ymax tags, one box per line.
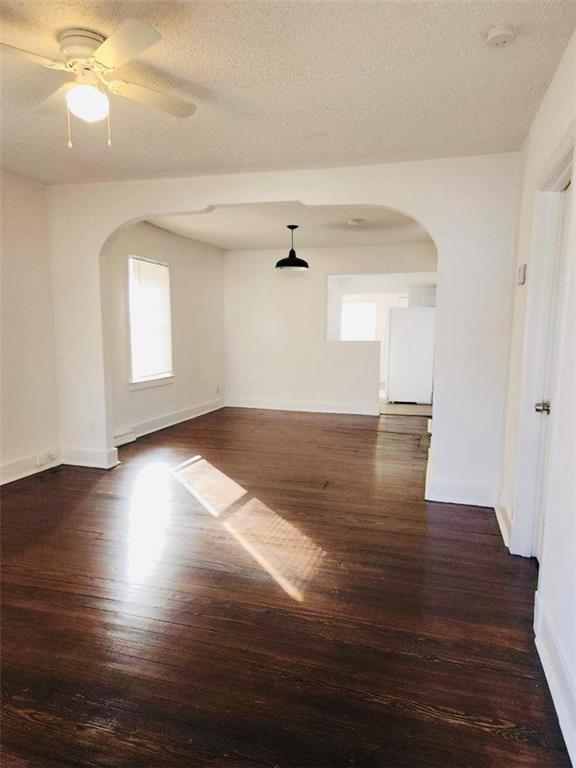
<box><xmin>100</xmin><ymin>201</ymin><xmax>438</xmax><ymax>489</ymax></box>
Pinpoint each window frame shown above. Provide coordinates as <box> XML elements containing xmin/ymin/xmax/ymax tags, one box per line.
<box><xmin>127</xmin><ymin>255</ymin><xmax>175</xmax><ymax>389</ymax></box>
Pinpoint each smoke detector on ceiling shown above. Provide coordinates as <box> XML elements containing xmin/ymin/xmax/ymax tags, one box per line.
<box><xmin>486</xmin><ymin>24</ymin><xmax>516</xmax><ymax>48</ymax></box>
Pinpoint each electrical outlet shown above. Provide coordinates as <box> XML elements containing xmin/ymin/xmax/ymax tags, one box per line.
<box><xmin>35</xmin><ymin>453</ymin><xmax>47</xmax><ymax>467</ymax></box>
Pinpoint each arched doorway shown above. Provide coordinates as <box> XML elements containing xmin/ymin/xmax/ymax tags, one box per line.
<box><xmin>100</xmin><ymin>203</ymin><xmax>438</xmax><ymax>476</ymax></box>
<box><xmin>49</xmin><ymin>156</ymin><xmax>517</xmax><ymax>507</ymax></box>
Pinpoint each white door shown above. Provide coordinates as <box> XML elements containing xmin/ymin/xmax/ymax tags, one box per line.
<box><xmin>533</xmin><ymin>179</ymin><xmax>575</xmax><ymax>757</ymax></box>
<box><xmin>535</xmin><ymin>183</ymin><xmax>574</xmax><ymax>562</ymax></box>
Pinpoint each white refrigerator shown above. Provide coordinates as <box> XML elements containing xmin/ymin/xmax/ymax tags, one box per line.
<box><xmin>386</xmin><ymin>307</ymin><xmax>435</xmax><ymax>404</ymax></box>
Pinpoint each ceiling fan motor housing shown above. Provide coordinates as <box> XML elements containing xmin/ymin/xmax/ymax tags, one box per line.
<box><xmin>59</xmin><ymin>28</ymin><xmax>105</xmax><ymax>64</ymax></box>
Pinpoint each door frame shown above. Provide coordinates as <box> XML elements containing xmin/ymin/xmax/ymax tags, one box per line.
<box><xmin>509</xmin><ymin>123</ymin><xmax>575</xmax><ymax>557</ymax></box>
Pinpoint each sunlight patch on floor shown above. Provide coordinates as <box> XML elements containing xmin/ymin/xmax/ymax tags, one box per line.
<box><xmin>175</xmin><ymin>455</ymin><xmax>246</xmax><ymax>516</ymax></box>
<box><xmin>174</xmin><ymin>457</ymin><xmax>325</xmax><ymax>601</ymax></box>
<box><xmin>127</xmin><ymin>462</ymin><xmax>173</xmax><ymax>584</ymax></box>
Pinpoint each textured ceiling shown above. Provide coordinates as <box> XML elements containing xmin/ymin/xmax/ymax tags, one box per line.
<box><xmin>150</xmin><ymin>203</ymin><xmax>432</xmax><ymax>250</ymax></box>
<box><xmin>1</xmin><ymin>1</ymin><xmax>575</xmax><ymax>184</ymax></box>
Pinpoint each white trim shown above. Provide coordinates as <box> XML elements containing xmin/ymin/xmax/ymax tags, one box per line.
<box><xmin>534</xmin><ymin>589</ymin><xmax>542</xmax><ymax>629</ymax></box>
<box><xmin>536</xmin><ymin>119</ymin><xmax>575</xmax><ymax>191</ymax></box>
<box><xmin>224</xmin><ymin>397</ymin><xmax>380</xmax><ymax>417</ymax></box>
<box><xmin>0</xmin><ymin>451</ymin><xmax>62</xmax><ymax>486</ymax></box>
<box><xmin>61</xmin><ymin>447</ymin><xmax>119</xmax><ymax>469</ymax></box>
<box><xmin>128</xmin><ymin>254</ymin><xmax>169</xmax><ymax>268</ymax></box>
<box><xmin>425</xmin><ymin>479</ymin><xmax>497</xmax><ymax>508</ymax></box>
<box><xmin>116</xmin><ymin>398</ymin><xmax>225</xmax><ymax>441</ymax></box>
<box><xmin>494</xmin><ymin>492</ymin><xmax>512</xmax><ymax>548</ymax></box>
<box><xmin>129</xmin><ymin>374</ymin><xmax>174</xmax><ymax>391</ymax></box>
<box><xmin>113</xmin><ymin>430</ymin><xmax>137</xmax><ymax>447</ymax></box>
<box><xmin>534</xmin><ymin>593</ymin><xmax>576</xmax><ymax>765</ymax></box>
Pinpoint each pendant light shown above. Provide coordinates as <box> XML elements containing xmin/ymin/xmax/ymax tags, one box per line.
<box><xmin>275</xmin><ymin>225</ymin><xmax>309</xmax><ymax>271</ymax></box>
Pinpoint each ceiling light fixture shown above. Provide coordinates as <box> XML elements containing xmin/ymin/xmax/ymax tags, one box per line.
<box><xmin>0</xmin><ymin>18</ymin><xmax>196</xmax><ymax>149</ymax></box>
<box><xmin>275</xmin><ymin>225</ymin><xmax>309</xmax><ymax>271</ymax></box>
<box><xmin>65</xmin><ymin>83</ymin><xmax>110</xmax><ymax>123</ymax></box>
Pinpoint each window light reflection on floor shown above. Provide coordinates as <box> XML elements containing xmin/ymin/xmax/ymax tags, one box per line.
<box><xmin>173</xmin><ymin>456</ymin><xmax>325</xmax><ymax>602</ymax></box>
<box><xmin>127</xmin><ymin>462</ymin><xmax>172</xmax><ymax>584</ymax></box>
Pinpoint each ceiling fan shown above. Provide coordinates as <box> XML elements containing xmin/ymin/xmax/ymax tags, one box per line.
<box><xmin>1</xmin><ymin>19</ymin><xmax>196</xmax><ymax>131</ymax></box>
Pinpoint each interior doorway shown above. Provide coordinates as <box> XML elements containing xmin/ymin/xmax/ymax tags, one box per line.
<box><xmin>326</xmin><ymin>272</ymin><xmax>437</xmax><ymax>417</ymax></box>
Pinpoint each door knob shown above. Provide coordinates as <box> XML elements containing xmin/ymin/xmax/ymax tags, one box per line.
<box><xmin>535</xmin><ymin>400</ymin><xmax>551</xmax><ymax>414</ymax></box>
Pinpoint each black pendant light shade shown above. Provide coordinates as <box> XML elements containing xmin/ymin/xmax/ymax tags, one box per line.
<box><xmin>275</xmin><ymin>224</ymin><xmax>309</xmax><ymax>270</ymax></box>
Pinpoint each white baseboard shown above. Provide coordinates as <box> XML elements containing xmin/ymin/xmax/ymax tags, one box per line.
<box><xmin>116</xmin><ymin>398</ymin><xmax>225</xmax><ymax>442</ymax></box>
<box><xmin>534</xmin><ymin>593</ymin><xmax>576</xmax><ymax>765</ymax></box>
<box><xmin>494</xmin><ymin>492</ymin><xmax>512</xmax><ymax>548</ymax></box>
<box><xmin>224</xmin><ymin>396</ymin><xmax>380</xmax><ymax>417</ymax></box>
<box><xmin>2</xmin><ymin>401</ymin><xmax>224</xmax><ymax>480</ymax></box>
<box><xmin>425</xmin><ymin>479</ymin><xmax>497</xmax><ymax>507</ymax></box>
<box><xmin>534</xmin><ymin>589</ymin><xmax>542</xmax><ymax>630</ymax></box>
<box><xmin>113</xmin><ymin>430</ymin><xmax>137</xmax><ymax>447</ymax></box>
<box><xmin>495</xmin><ymin>492</ymin><xmax>534</xmax><ymax>557</ymax></box>
<box><xmin>61</xmin><ymin>447</ymin><xmax>119</xmax><ymax>469</ymax></box>
<box><xmin>0</xmin><ymin>451</ymin><xmax>61</xmax><ymax>485</ymax></box>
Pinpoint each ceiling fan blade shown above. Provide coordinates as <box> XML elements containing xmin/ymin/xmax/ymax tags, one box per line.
<box><xmin>0</xmin><ymin>42</ymin><xmax>65</xmax><ymax>70</ymax></box>
<box><xmin>92</xmin><ymin>19</ymin><xmax>160</xmax><ymax>70</ymax></box>
<box><xmin>36</xmin><ymin>80</ymin><xmax>75</xmax><ymax>112</ymax></box>
<box><xmin>108</xmin><ymin>80</ymin><xmax>196</xmax><ymax>118</ymax></box>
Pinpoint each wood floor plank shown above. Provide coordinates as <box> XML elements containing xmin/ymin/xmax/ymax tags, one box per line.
<box><xmin>1</xmin><ymin>408</ymin><xmax>569</xmax><ymax>767</ymax></box>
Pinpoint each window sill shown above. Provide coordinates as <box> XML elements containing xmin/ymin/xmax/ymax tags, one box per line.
<box><xmin>130</xmin><ymin>374</ymin><xmax>174</xmax><ymax>391</ymax></box>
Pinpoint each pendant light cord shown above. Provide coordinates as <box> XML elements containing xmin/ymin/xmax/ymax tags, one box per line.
<box><xmin>107</xmin><ymin>110</ymin><xmax>112</xmax><ymax>147</ymax></box>
<box><xmin>66</xmin><ymin>104</ymin><xmax>73</xmax><ymax>148</ymax></box>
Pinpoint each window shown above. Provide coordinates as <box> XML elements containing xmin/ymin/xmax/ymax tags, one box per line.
<box><xmin>128</xmin><ymin>256</ymin><xmax>173</xmax><ymax>383</ymax></box>
<box><xmin>340</xmin><ymin>302</ymin><xmax>378</xmax><ymax>341</ymax></box>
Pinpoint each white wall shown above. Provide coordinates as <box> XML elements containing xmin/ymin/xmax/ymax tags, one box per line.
<box><xmin>0</xmin><ymin>171</ymin><xmax>60</xmax><ymax>483</ymax></box>
<box><xmin>224</xmin><ymin>244</ymin><xmax>434</xmax><ymax>414</ymax></box>
<box><xmin>48</xmin><ymin>151</ymin><xmax>519</xmax><ymax>504</ymax></box>
<box><xmin>102</xmin><ymin>222</ymin><xmax>225</xmax><ymax>440</ymax></box>
<box><xmin>409</xmin><ymin>284</ymin><xmax>437</xmax><ymax>307</ymax></box>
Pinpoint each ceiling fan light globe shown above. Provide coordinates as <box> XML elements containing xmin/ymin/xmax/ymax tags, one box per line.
<box><xmin>66</xmin><ymin>84</ymin><xmax>109</xmax><ymax>123</ymax></box>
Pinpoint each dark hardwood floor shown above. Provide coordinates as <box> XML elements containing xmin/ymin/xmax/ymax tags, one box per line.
<box><xmin>1</xmin><ymin>409</ymin><xmax>569</xmax><ymax>767</ymax></box>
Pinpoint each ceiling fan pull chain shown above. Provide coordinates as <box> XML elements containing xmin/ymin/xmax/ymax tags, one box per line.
<box><xmin>107</xmin><ymin>110</ymin><xmax>112</xmax><ymax>147</ymax></box>
<box><xmin>66</xmin><ymin>104</ymin><xmax>73</xmax><ymax>148</ymax></box>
